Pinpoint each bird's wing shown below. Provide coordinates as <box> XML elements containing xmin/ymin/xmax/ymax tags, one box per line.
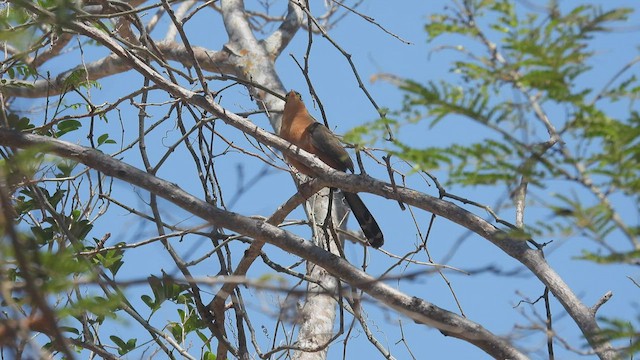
<box><xmin>307</xmin><ymin>122</ymin><xmax>354</xmax><ymax>172</ymax></box>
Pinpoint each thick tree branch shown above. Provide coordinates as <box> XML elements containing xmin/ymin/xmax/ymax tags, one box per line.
<box><xmin>217</xmin><ymin>0</ymin><xmax>287</xmax><ymax>131</ymax></box>
<box><xmin>2</xmin><ymin>42</ymin><xmax>231</xmax><ymax>99</ymax></box>
<box><xmin>5</xmin><ymin>3</ymin><xmax>619</xmax><ymax>359</ymax></box>
<box><xmin>12</xmin><ymin>5</ymin><xmax>615</xmax><ymax>355</ymax></box>
<box><xmin>263</xmin><ymin>0</ymin><xmax>304</xmax><ymax>57</ymax></box>
<box><xmin>0</xmin><ymin>128</ymin><xmax>527</xmax><ymax>360</ymax></box>
<box><xmin>220</xmin><ymin>0</ymin><xmax>258</xmax><ymax>48</ymax></box>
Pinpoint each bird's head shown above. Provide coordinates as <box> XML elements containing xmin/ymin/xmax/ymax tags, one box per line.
<box><xmin>286</xmin><ymin>90</ymin><xmax>302</xmax><ymax>102</ymax></box>
<box><xmin>284</xmin><ymin>90</ymin><xmax>304</xmax><ymax>112</ymax></box>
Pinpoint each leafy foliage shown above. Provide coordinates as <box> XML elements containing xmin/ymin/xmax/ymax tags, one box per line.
<box><xmin>362</xmin><ymin>1</ymin><xmax>639</xmax><ymax>250</ymax></box>
<box><xmin>356</xmin><ymin>0</ymin><xmax>640</xmax><ymax>354</ymax></box>
<box><xmin>1</xmin><ymin>0</ymin><xmax>638</xmax><ymax>358</ymax></box>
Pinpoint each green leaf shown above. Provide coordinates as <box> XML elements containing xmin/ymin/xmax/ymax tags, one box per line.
<box><xmin>597</xmin><ymin>317</ymin><xmax>640</xmax><ymax>356</ymax></box>
<box><xmin>141</xmin><ymin>295</ymin><xmax>158</xmax><ymax>311</ymax></box>
<box><xmin>577</xmin><ymin>250</ymin><xmax>640</xmax><ymax>264</ymax></box>
<box><xmin>168</xmin><ymin>322</ymin><xmax>183</xmax><ymax>340</ymax></box>
<box><xmin>93</xmin><ymin>248</ymin><xmax>124</xmax><ymax>275</ymax></box>
<box><xmin>197</xmin><ymin>330</ymin><xmax>211</xmax><ymax>350</ymax></box>
<box><xmin>70</xmin><ymin>219</ymin><xmax>93</xmax><ymax>240</ymax></box>
<box><xmin>110</xmin><ymin>335</ymin><xmax>136</xmax><ymax>356</ymax></box>
<box><xmin>31</xmin><ymin>226</ymin><xmax>54</xmax><ymax>246</ymax></box>
<box><xmin>56</xmin><ymin>119</ymin><xmax>82</xmax><ymax>136</ymax></box>
<box><xmin>60</xmin><ymin>326</ymin><xmax>80</xmax><ymax>335</ymax></box>
<box><xmin>56</xmin><ymin>160</ymin><xmax>78</xmax><ymax>178</ymax></box>
<box><xmin>97</xmin><ymin>133</ymin><xmax>116</xmax><ymax>146</ymax></box>
<box><xmin>6</xmin><ymin>113</ymin><xmax>35</xmax><ymax>130</ymax></box>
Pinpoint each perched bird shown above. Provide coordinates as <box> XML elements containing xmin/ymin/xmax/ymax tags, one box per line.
<box><xmin>280</xmin><ymin>90</ymin><xmax>384</xmax><ymax>248</ymax></box>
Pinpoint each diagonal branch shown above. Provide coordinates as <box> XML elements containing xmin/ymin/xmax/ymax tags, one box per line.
<box><xmin>263</xmin><ymin>0</ymin><xmax>304</xmax><ymax>57</ymax></box>
<box><xmin>0</xmin><ymin>128</ymin><xmax>527</xmax><ymax>360</ymax></box>
<box><xmin>9</xmin><ymin>3</ymin><xmax>617</xmax><ymax>358</ymax></box>
<box><xmin>2</xmin><ymin>42</ymin><xmax>232</xmax><ymax>99</ymax></box>
<box><xmin>220</xmin><ymin>0</ymin><xmax>260</xmax><ymax>49</ymax></box>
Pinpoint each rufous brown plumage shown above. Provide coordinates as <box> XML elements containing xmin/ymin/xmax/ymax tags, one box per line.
<box><xmin>280</xmin><ymin>90</ymin><xmax>384</xmax><ymax>248</ymax></box>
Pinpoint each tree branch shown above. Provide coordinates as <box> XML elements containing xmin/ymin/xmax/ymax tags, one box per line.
<box><xmin>0</xmin><ymin>128</ymin><xmax>527</xmax><ymax>360</ymax></box>
<box><xmin>263</xmin><ymin>0</ymin><xmax>304</xmax><ymax>57</ymax></box>
<box><xmin>2</xmin><ymin>42</ymin><xmax>232</xmax><ymax>99</ymax></box>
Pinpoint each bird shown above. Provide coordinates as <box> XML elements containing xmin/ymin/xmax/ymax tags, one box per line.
<box><xmin>279</xmin><ymin>90</ymin><xmax>384</xmax><ymax>248</ymax></box>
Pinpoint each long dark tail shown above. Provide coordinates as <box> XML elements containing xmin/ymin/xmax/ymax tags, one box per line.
<box><xmin>343</xmin><ymin>192</ymin><xmax>384</xmax><ymax>248</ymax></box>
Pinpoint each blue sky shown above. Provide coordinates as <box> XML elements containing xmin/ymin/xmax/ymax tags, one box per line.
<box><xmin>10</xmin><ymin>1</ymin><xmax>640</xmax><ymax>359</ymax></box>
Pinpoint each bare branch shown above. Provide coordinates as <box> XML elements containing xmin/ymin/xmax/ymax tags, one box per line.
<box><xmin>2</xmin><ymin>42</ymin><xmax>232</xmax><ymax>98</ymax></box>
<box><xmin>0</xmin><ymin>128</ymin><xmax>528</xmax><ymax>360</ymax></box>
<box><xmin>263</xmin><ymin>0</ymin><xmax>304</xmax><ymax>57</ymax></box>
<box><xmin>591</xmin><ymin>291</ymin><xmax>613</xmax><ymax>315</ymax></box>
